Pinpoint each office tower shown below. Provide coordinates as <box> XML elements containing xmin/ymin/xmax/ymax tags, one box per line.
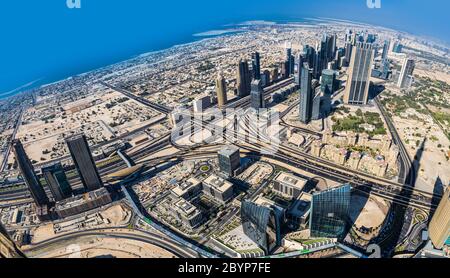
<box><xmin>241</xmin><ymin>200</ymin><xmax>282</xmax><ymax>255</ymax></box>
<box><xmin>321</xmin><ymin>69</ymin><xmax>336</xmax><ymax>95</ymax></box>
<box><xmin>392</xmin><ymin>42</ymin><xmax>403</xmax><ymax>53</ymax></box>
<box><xmin>250</xmin><ymin>79</ymin><xmax>265</xmax><ymax>110</ymax></box>
<box><xmin>284</xmin><ymin>41</ymin><xmax>295</xmax><ymax>75</ymax></box>
<box><xmin>42</xmin><ymin>162</ymin><xmax>73</xmax><ymax>202</ymax></box>
<box><xmin>299</xmin><ymin>63</ymin><xmax>313</xmax><ymax>124</ymax></box>
<box><xmin>281</xmin><ymin>61</ymin><xmax>289</xmax><ymax>79</ymax></box>
<box><xmin>66</xmin><ymin>134</ymin><xmax>103</xmax><ymax>192</ymax></box>
<box><xmin>343</xmin><ymin>42</ymin><xmax>375</xmax><ymax>105</ymax></box>
<box><xmin>381</xmin><ymin>40</ymin><xmax>390</xmax><ymax>60</ymax></box>
<box><xmin>261</xmin><ymin>70</ymin><xmax>271</xmax><ymax>87</ymax></box>
<box><xmin>215</xmin><ymin>72</ymin><xmax>227</xmax><ymax>108</ymax></box>
<box><xmin>310</xmin><ymin>184</ymin><xmax>351</xmax><ymax>238</ymax></box>
<box><xmin>344</xmin><ymin>42</ymin><xmax>353</xmax><ymax>67</ymax></box>
<box><xmin>397</xmin><ymin>58</ymin><xmax>415</xmax><ymax>88</ymax></box>
<box><xmin>366</xmin><ymin>34</ymin><xmax>376</xmax><ymax>44</ymax></box>
<box><xmin>251</xmin><ymin>52</ymin><xmax>261</xmax><ymax>80</ymax></box>
<box><xmin>12</xmin><ymin>139</ymin><xmax>49</xmax><ymax>207</ymax></box>
<box><xmin>218</xmin><ymin>145</ymin><xmax>241</xmax><ymax>177</ymax></box>
<box><xmin>237</xmin><ymin>60</ymin><xmax>251</xmax><ymax>97</ymax></box>
<box><xmin>0</xmin><ymin>224</ymin><xmax>26</xmax><ymax>258</ymax></box>
<box><xmin>429</xmin><ymin>186</ymin><xmax>450</xmax><ymax>249</ymax></box>
<box><xmin>303</xmin><ymin>45</ymin><xmax>315</xmax><ymax>68</ymax></box>
<box><xmin>311</xmin><ymin>89</ymin><xmax>322</xmax><ymax>121</ymax></box>
<box><xmin>295</xmin><ymin>53</ymin><xmax>305</xmax><ymax>85</ymax></box>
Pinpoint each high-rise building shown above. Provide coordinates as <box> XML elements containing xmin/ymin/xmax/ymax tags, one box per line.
<box><xmin>285</xmin><ymin>41</ymin><xmax>292</xmax><ymax>75</ymax></box>
<box><xmin>392</xmin><ymin>42</ymin><xmax>403</xmax><ymax>53</ymax></box>
<box><xmin>299</xmin><ymin>63</ymin><xmax>313</xmax><ymax>123</ymax></box>
<box><xmin>397</xmin><ymin>58</ymin><xmax>415</xmax><ymax>89</ymax></box>
<box><xmin>250</xmin><ymin>79</ymin><xmax>265</xmax><ymax>110</ymax></box>
<box><xmin>237</xmin><ymin>60</ymin><xmax>251</xmax><ymax>97</ymax></box>
<box><xmin>0</xmin><ymin>224</ymin><xmax>26</xmax><ymax>258</ymax></box>
<box><xmin>251</xmin><ymin>52</ymin><xmax>261</xmax><ymax>80</ymax></box>
<box><xmin>381</xmin><ymin>40</ymin><xmax>390</xmax><ymax>60</ymax></box>
<box><xmin>429</xmin><ymin>186</ymin><xmax>450</xmax><ymax>249</ymax></box>
<box><xmin>343</xmin><ymin>42</ymin><xmax>374</xmax><ymax>105</ymax></box>
<box><xmin>218</xmin><ymin>145</ymin><xmax>241</xmax><ymax>177</ymax></box>
<box><xmin>42</xmin><ymin>162</ymin><xmax>73</xmax><ymax>202</ymax></box>
<box><xmin>215</xmin><ymin>72</ymin><xmax>227</xmax><ymax>108</ymax></box>
<box><xmin>12</xmin><ymin>139</ymin><xmax>49</xmax><ymax>207</ymax></box>
<box><xmin>321</xmin><ymin>69</ymin><xmax>337</xmax><ymax>95</ymax></box>
<box><xmin>66</xmin><ymin>134</ymin><xmax>103</xmax><ymax>192</ymax></box>
<box><xmin>241</xmin><ymin>200</ymin><xmax>282</xmax><ymax>255</ymax></box>
<box><xmin>295</xmin><ymin>53</ymin><xmax>305</xmax><ymax>85</ymax></box>
<box><xmin>344</xmin><ymin>42</ymin><xmax>353</xmax><ymax>67</ymax></box>
<box><xmin>310</xmin><ymin>184</ymin><xmax>351</xmax><ymax>238</ymax></box>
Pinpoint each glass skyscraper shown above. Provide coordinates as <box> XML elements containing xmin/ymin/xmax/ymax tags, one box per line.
<box><xmin>310</xmin><ymin>184</ymin><xmax>351</xmax><ymax>239</ymax></box>
<box><xmin>218</xmin><ymin>145</ymin><xmax>240</xmax><ymax>177</ymax></box>
<box><xmin>66</xmin><ymin>134</ymin><xmax>103</xmax><ymax>192</ymax></box>
<box><xmin>241</xmin><ymin>200</ymin><xmax>282</xmax><ymax>255</ymax></box>
<box><xmin>299</xmin><ymin>63</ymin><xmax>313</xmax><ymax>124</ymax></box>
<box><xmin>42</xmin><ymin>162</ymin><xmax>73</xmax><ymax>201</ymax></box>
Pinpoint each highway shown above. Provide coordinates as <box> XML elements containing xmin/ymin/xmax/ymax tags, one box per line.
<box><xmin>0</xmin><ymin>107</ymin><xmax>24</xmax><ymax>172</ymax></box>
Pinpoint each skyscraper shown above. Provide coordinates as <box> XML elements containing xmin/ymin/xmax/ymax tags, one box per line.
<box><xmin>66</xmin><ymin>134</ymin><xmax>103</xmax><ymax>192</ymax></box>
<box><xmin>237</xmin><ymin>60</ymin><xmax>251</xmax><ymax>97</ymax></box>
<box><xmin>344</xmin><ymin>42</ymin><xmax>353</xmax><ymax>67</ymax></box>
<box><xmin>218</xmin><ymin>145</ymin><xmax>241</xmax><ymax>177</ymax></box>
<box><xmin>295</xmin><ymin>53</ymin><xmax>305</xmax><ymax>85</ymax></box>
<box><xmin>0</xmin><ymin>224</ymin><xmax>26</xmax><ymax>258</ymax></box>
<box><xmin>215</xmin><ymin>72</ymin><xmax>227</xmax><ymax>108</ymax></box>
<box><xmin>321</xmin><ymin>69</ymin><xmax>337</xmax><ymax>95</ymax></box>
<box><xmin>397</xmin><ymin>58</ymin><xmax>415</xmax><ymax>89</ymax></box>
<box><xmin>429</xmin><ymin>186</ymin><xmax>450</xmax><ymax>249</ymax></box>
<box><xmin>343</xmin><ymin>42</ymin><xmax>374</xmax><ymax>105</ymax></box>
<box><xmin>241</xmin><ymin>200</ymin><xmax>282</xmax><ymax>255</ymax></box>
<box><xmin>42</xmin><ymin>162</ymin><xmax>73</xmax><ymax>201</ymax></box>
<box><xmin>299</xmin><ymin>63</ymin><xmax>313</xmax><ymax>124</ymax></box>
<box><xmin>12</xmin><ymin>139</ymin><xmax>49</xmax><ymax>207</ymax></box>
<box><xmin>251</xmin><ymin>52</ymin><xmax>261</xmax><ymax>80</ymax></box>
<box><xmin>310</xmin><ymin>184</ymin><xmax>351</xmax><ymax>238</ymax></box>
<box><xmin>381</xmin><ymin>40</ymin><xmax>390</xmax><ymax>60</ymax></box>
<box><xmin>250</xmin><ymin>79</ymin><xmax>265</xmax><ymax>110</ymax></box>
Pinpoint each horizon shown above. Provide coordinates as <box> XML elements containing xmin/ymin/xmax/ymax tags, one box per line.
<box><xmin>1</xmin><ymin>0</ymin><xmax>449</xmax><ymax>98</ymax></box>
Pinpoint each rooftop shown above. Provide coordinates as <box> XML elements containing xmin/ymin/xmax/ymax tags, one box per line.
<box><xmin>203</xmin><ymin>174</ymin><xmax>234</xmax><ymax>193</ymax></box>
<box><xmin>274</xmin><ymin>172</ymin><xmax>308</xmax><ymax>191</ymax></box>
<box><xmin>218</xmin><ymin>145</ymin><xmax>240</xmax><ymax>157</ymax></box>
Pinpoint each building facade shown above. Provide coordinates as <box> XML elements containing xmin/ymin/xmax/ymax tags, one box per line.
<box><xmin>310</xmin><ymin>184</ymin><xmax>351</xmax><ymax>239</ymax></box>
<box><xmin>343</xmin><ymin>42</ymin><xmax>374</xmax><ymax>105</ymax></box>
<box><xmin>66</xmin><ymin>134</ymin><xmax>103</xmax><ymax>192</ymax></box>
<box><xmin>429</xmin><ymin>186</ymin><xmax>450</xmax><ymax>249</ymax></box>
<box><xmin>42</xmin><ymin>162</ymin><xmax>73</xmax><ymax>201</ymax></box>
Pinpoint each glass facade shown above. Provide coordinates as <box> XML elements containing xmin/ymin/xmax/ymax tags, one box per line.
<box><xmin>241</xmin><ymin>200</ymin><xmax>282</xmax><ymax>255</ymax></box>
<box><xmin>42</xmin><ymin>163</ymin><xmax>73</xmax><ymax>201</ymax></box>
<box><xmin>309</xmin><ymin>184</ymin><xmax>351</xmax><ymax>239</ymax></box>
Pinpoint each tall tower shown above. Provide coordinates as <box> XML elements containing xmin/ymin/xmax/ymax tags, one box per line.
<box><xmin>215</xmin><ymin>72</ymin><xmax>227</xmax><ymax>108</ymax></box>
<box><xmin>237</xmin><ymin>60</ymin><xmax>251</xmax><ymax>97</ymax></box>
<box><xmin>251</xmin><ymin>52</ymin><xmax>261</xmax><ymax>80</ymax></box>
<box><xmin>12</xmin><ymin>139</ymin><xmax>49</xmax><ymax>207</ymax></box>
<box><xmin>429</xmin><ymin>186</ymin><xmax>450</xmax><ymax>249</ymax></box>
<box><xmin>299</xmin><ymin>63</ymin><xmax>313</xmax><ymax>124</ymax></box>
<box><xmin>343</xmin><ymin>42</ymin><xmax>374</xmax><ymax>105</ymax></box>
<box><xmin>397</xmin><ymin>58</ymin><xmax>415</xmax><ymax>89</ymax></box>
<box><xmin>381</xmin><ymin>40</ymin><xmax>390</xmax><ymax>61</ymax></box>
<box><xmin>42</xmin><ymin>162</ymin><xmax>73</xmax><ymax>201</ymax></box>
<box><xmin>66</xmin><ymin>134</ymin><xmax>103</xmax><ymax>192</ymax></box>
<box><xmin>250</xmin><ymin>79</ymin><xmax>265</xmax><ymax>110</ymax></box>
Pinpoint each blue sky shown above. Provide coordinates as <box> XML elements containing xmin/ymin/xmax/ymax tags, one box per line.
<box><xmin>0</xmin><ymin>0</ymin><xmax>449</xmax><ymax>96</ymax></box>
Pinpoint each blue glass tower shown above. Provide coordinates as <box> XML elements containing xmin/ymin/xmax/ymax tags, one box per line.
<box><xmin>310</xmin><ymin>184</ymin><xmax>351</xmax><ymax>239</ymax></box>
<box><xmin>241</xmin><ymin>200</ymin><xmax>282</xmax><ymax>255</ymax></box>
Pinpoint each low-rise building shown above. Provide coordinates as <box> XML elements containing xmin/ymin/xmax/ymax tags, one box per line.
<box><xmin>202</xmin><ymin>175</ymin><xmax>234</xmax><ymax>204</ymax></box>
<box><xmin>171</xmin><ymin>177</ymin><xmax>202</xmax><ymax>200</ymax></box>
<box><xmin>55</xmin><ymin>187</ymin><xmax>112</xmax><ymax>219</ymax></box>
<box><xmin>273</xmin><ymin>172</ymin><xmax>307</xmax><ymax>199</ymax></box>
